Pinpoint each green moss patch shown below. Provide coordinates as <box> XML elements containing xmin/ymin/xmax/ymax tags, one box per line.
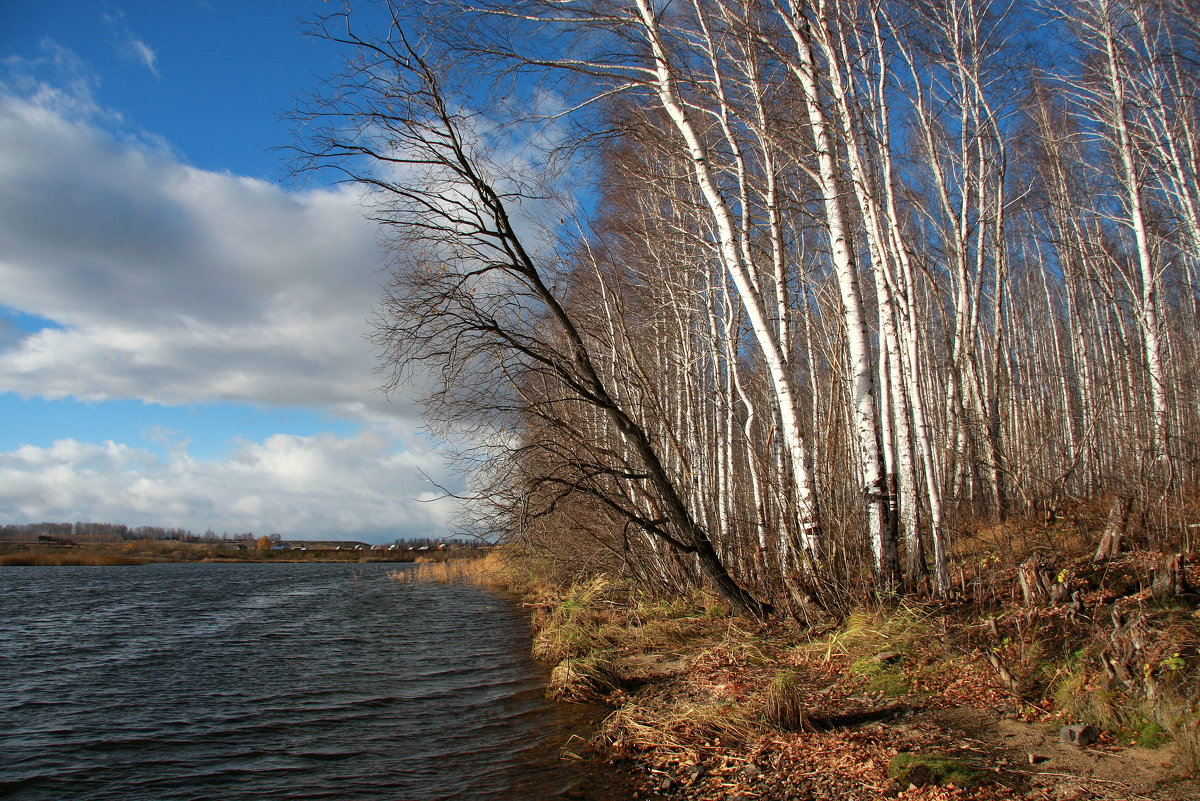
<box><xmin>887</xmin><ymin>753</ymin><xmax>977</xmax><ymax>788</ymax></box>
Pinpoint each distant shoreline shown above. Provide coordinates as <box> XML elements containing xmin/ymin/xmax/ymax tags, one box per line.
<box><xmin>0</xmin><ymin>544</ymin><xmax>492</xmax><ymax>567</ymax></box>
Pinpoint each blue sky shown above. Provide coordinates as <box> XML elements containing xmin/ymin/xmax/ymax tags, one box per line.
<box><xmin>0</xmin><ymin>1</ymin><xmax>461</xmax><ymax>542</ymax></box>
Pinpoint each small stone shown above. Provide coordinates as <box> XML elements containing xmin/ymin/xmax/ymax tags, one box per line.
<box><xmin>743</xmin><ymin>763</ymin><xmax>763</xmax><ymax>780</ymax></box>
<box><xmin>1059</xmin><ymin>724</ymin><xmax>1100</xmax><ymax>746</ymax></box>
<box><xmin>687</xmin><ymin>764</ymin><xmax>707</xmax><ymax>782</ymax></box>
<box><xmin>874</xmin><ymin>650</ymin><xmax>902</xmax><ymax>664</ymax></box>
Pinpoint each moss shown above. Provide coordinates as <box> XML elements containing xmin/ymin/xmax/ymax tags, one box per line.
<box><xmin>1122</xmin><ymin>719</ymin><xmax>1170</xmax><ymax>748</ymax></box>
<box><xmin>887</xmin><ymin>753</ymin><xmax>977</xmax><ymax>788</ymax></box>
<box><xmin>849</xmin><ymin>656</ymin><xmax>883</xmax><ymax>676</ymax></box>
<box><xmin>849</xmin><ymin>655</ymin><xmax>909</xmax><ymax>696</ymax></box>
<box><xmin>868</xmin><ymin>671</ymin><xmax>911</xmax><ymax>697</ymax></box>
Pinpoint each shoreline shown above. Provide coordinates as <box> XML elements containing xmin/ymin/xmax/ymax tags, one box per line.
<box><xmin>477</xmin><ymin>561</ymin><xmax>1200</xmax><ymax>801</ymax></box>
<box><xmin>0</xmin><ymin>544</ymin><xmax>491</xmax><ymax>566</ymax></box>
<box><xmin>0</xmin><ymin>552</ymin><xmax>415</xmax><ymax>566</ymax></box>
<box><xmin>542</xmin><ymin>609</ymin><xmax>1200</xmax><ymax>801</ymax></box>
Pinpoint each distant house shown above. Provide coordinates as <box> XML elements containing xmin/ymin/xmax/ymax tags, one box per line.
<box><xmin>275</xmin><ymin>540</ymin><xmax>371</xmax><ymax>551</ymax></box>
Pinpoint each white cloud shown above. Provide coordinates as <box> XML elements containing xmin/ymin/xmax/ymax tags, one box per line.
<box><xmin>129</xmin><ymin>39</ymin><xmax>158</xmax><ymax>77</ymax></box>
<box><xmin>101</xmin><ymin>11</ymin><xmax>160</xmax><ymax>78</ymax></box>
<box><xmin>0</xmin><ymin>71</ymin><xmax>467</xmax><ymax>538</ymax></box>
<box><xmin>0</xmin><ymin>80</ymin><xmax>429</xmax><ymax>425</ymax></box>
<box><xmin>0</xmin><ymin>432</ymin><xmax>461</xmax><ymax>542</ymax></box>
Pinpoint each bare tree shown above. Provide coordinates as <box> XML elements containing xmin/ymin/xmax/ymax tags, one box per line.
<box><xmin>294</xmin><ymin>13</ymin><xmax>771</xmax><ymax>616</ymax></box>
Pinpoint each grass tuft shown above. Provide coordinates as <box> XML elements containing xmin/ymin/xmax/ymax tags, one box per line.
<box><xmin>546</xmin><ymin>656</ymin><xmax>623</xmax><ymax>703</ymax></box>
<box><xmin>764</xmin><ymin>669</ymin><xmax>809</xmax><ymax>731</ymax></box>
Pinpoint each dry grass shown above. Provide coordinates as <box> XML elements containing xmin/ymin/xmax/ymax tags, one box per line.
<box><xmin>797</xmin><ymin>601</ymin><xmax>940</xmax><ymax>673</ymax></box>
<box><xmin>389</xmin><ymin>550</ymin><xmax>513</xmax><ymax>587</ymax></box>
<box><xmin>482</xmin><ymin>557</ymin><xmax>1200</xmax><ymax>797</ymax></box>
<box><xmin>546</xmin><ymin>655</ymin><xmax>624</xmax><ymax>702</ymax></box>
<box><xmin>530</xmin><ymin>576</ymin><xmax>628</xmax><ymax>662</ymax></box>
<box><xmin>0</xmin><ymin>551</ymin><xmax>144</xmax><ymax>566</ymax></box>
<box><xmin>765</xmin><ymin>669</ymin><xmax>810</xmax><ymax>731</ymax></box>
<box><xmin>600</xmin><ymin>697</ymin><xmax>759</xmax><ymax>765</ymax></box>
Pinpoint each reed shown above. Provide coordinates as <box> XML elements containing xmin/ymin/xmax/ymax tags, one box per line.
<box><xmin>389</xmin><ymin>551</ymin><xmax>512</xmax><ymax>588</ymax></box>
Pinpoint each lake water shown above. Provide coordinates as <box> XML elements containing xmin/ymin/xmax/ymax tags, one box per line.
<box><xmin>0</xmin><ymin>562</ymin><xmax>631</xmax><ymax>800</ymax></box>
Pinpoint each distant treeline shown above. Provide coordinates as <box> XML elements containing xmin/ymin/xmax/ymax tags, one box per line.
<box><xmin>1</xmin><ymin>522</ymin><xmax>225</xmax><ymax>543</ymax></box>
<box><xmin>0</xmin><ymin>522</ymin><xmax>480</xmax><ymax>548</ymax></box>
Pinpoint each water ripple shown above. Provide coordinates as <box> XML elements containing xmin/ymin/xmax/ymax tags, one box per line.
<box><xmin>0</xmin><ymin>562</ymin><xmax>631</xmax><ymax>800</ymax></box>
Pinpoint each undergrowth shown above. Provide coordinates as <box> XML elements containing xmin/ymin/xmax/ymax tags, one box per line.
<box><xmin>397</xmin><ymin>543</ymin><xmax>1200</xmax><ymax>780</ymax></box>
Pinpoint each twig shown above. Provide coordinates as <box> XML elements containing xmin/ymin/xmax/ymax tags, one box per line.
<box><xmin>1003</xmin><ymin>768</ymin><xmax>1149</xmax><ymax>796</ymax></box>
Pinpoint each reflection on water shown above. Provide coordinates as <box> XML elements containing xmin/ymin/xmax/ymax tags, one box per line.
<box><xmin>0</xmin><ymin>562</ymin><xmax>630</xmax><ymax>800</ymax></box>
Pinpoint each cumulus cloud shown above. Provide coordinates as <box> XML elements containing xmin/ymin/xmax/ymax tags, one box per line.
<box><xmin>0</xmin><ymin>68</ymin><xmax>467</xmax><ymax>538</ymax></box>
<box><xmin>0</xmin><ymin>79</ymin><xmax>429</xmax><ymax>424</ymax></box>
<box><xmin>0</xmin><ymin>431</ymin><xmax>461</xmax><ymax>542</ymax></box>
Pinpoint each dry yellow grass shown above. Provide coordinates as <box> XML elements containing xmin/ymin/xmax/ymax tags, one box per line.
<box><xmin>389</xmin><ymin>551</ymin><xmax>513</xmax><ymax>587</ymax></box>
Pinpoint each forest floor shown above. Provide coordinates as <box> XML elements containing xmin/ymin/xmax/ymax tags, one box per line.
<box><xmin>584</xmin><ymin>627</ymin><xmax>1198</xmax><ymax>801</ymax></box>
<box><xmin>522</xmin><ymin>558</ymin><xmax>1200</xmax><ymax>801</ymax></box>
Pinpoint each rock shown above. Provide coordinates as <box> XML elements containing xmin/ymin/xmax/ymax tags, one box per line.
<box><xmin>874</xmin><ymin>650</ymin><xmax>902</xmax><ymax>664</ymax></box>
<box><xmin>742</xmin><ymin>763</ymin><xmax>763</xmax><ymax>780</ymax></box>
<box><xmin>1059</xmin><ymin>724</ymin><xmax>1100</xmax><ymax>746</ymax></box>
<box><xmin>687</xmin><ymin>764</ymin><xmax>706</xmax><ymax>782</ymax></box>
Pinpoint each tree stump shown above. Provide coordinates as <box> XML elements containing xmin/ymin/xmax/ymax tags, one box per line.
<box><xmin>1018</xmin><ymin>557</ymin><xmax>1050</xmax><ymax>605</ymax></box>
<box><xmin>1060</xmin><ymin>725</ymin><xmax>1099</xmax><ymax>746</ymax></box>
<box><xmin>1151</xmin><ymin>553</ymin><xmax>1190</xmax><ymax>599</ymax></box>
<box><xmin>1093</xmin><ymin>495</ymin><xmax>1133</xmax><ymax>563</ymax></box>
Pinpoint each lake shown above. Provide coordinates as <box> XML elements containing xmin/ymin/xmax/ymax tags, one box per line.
<box><xmin>0</xmin><ymin>562</ymin><xmax>631</xmax><ymax>800</ymax></box>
